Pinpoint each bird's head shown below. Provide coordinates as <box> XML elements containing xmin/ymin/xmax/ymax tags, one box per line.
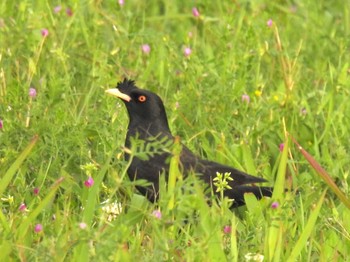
<box><xmin>106</xmin><ymin>79</ymin><xmax>170</xmax><ymax>134</ymax></box>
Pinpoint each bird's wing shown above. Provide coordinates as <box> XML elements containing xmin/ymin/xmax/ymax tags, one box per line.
<box><xmin>127</xmin><ymin>152</ymin><xmax>170</xmax><ymax>182</ymax></box>
<box><xmin>127</xmin><ymin>152</ymin><xmax>171</xmax><ymax>202</ymax></box>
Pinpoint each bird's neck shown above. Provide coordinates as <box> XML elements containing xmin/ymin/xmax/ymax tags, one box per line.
<box><xmin>127</xmin><ymin>119</ymin><xmax>172</xmax><ymax>140</ymax></box>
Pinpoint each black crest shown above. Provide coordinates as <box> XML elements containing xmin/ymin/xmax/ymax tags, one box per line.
<box><xmin>117</xmin><ymin>78</ymin><xmax>136</xmax><ymax>91</ymax></box>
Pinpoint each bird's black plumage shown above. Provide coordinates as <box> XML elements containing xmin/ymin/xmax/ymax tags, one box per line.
<box><xmin>106</xmin><ymin>79</ymin><xmax>273</xmax><ymax>207</ymax></box>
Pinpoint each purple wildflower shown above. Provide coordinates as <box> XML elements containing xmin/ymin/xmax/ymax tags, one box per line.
<box><xmin>54</xmin><ymin>6</ymin><xmax>62</xmax><ymax>13</ymax></box>
<box><xmin>41</xmin><ymin>29</ymin><xmax>49</xmax><ymax>37</ymax></box>
<box><xmin>34</xmin><ymin>224</ymin><xmax>43</xmax><ymax>233</ymax></box>
<box><xmin>79</xmin><ymin>222</ymin><xmax>87</xmax><ymax>229</ymax></box>
<box><xmin>33</xmin><ymin>187</ymin><xmax>40</xmax><ymax>195</ymax></box>
<box><xmin>66</xmin><ymin>8</ymin><xmax>73</xmax><ymax>17</ymax></box>
<box><xmin>241</xmin><ymin>94</ymin><xmax>250</xmax><ymax>103</ymax></box>
<box><xmin>0</xmin><ymin>119</ymin><xmax>3</xmax><ymax>129</ymax></box>
<box><xmin>279</xmin><ymin>143</ymin><xmax>284</xmax><ymax>152</ymax></box>
<box><xmin>184</xmin><ymin>47</ymin><xmax>192</xmax><ymax>57</ymax></box>
<box><xmin>267</xmin><ymin>19</ymin><xmax>273</xmax><ymax>27</ymax></box>
<box><xmin>84</xmin><ymin>176</ymin><xmax>94</xmax><ymax>188</ymax></box>
<box><xmin>223</xmin><ymin>225</ymin><xmax>231</xmax><ymax>234</ymax></box>
<box><xmin>19</xmin><ymin>203</ymin><xmax>27</xmax><ymax>212</ymax></box>
<box><xmin>141</xmin><ymin>44</ymin><xmax>151</xmax><ymax>54</ymax></box>
<box><xmin>152</xmin><ymin>210</ymin><xmax>162</xmax><ymax>219</ymax></box>
<box><xmin>29</xmin><ymin>87</ymin><xmax>37</xmax><ymax>98</ymax></box>
<box><xmin>192</xmin><ymin>7</ymin><xmax>200</xmax><ymax>17</ymax></box>
<box><xmin>271</xmin><ymin>201</ymin><xmax>279</xmax><ymax>209</ymax></box>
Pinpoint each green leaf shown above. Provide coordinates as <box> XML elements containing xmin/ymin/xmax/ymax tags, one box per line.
<box><xmin>241</xmin><ymin>143</ymin><xmax>257</xmax><ymax>175</ymax></box>
<box><xmin>268</xmin><ymin>138</ymin><xmax>288</xmax><ymax>260</ymax></box>
<box><xmin>287</xmin><ymin>190</ymin><xmax>327</xmax><ymax>261</ymax></box>
<box><xmin>0</xmin><ymin>240</ymin><xmax>12</xmax><ymax>261</ymax></box>
<box><xmin>0</xmin><ymin>135</ymin><xmax>39</xmax><ymax>196</ymax></box>
<box><xmin>272</xmin><ymin>138</ymin><xmax>288</xmax><ymax>199</ymax></box>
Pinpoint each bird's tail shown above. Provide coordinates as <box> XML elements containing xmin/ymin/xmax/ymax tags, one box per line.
<box><xmin>225</xmin><ymin>186</ymin><xmax>273</xmax><ymax>208</ymax></box>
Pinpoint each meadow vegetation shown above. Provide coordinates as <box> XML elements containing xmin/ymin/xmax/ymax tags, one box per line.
<box><xmin>0</xmin><ymin>1</ymin><xmax>349</xmax><ymax>261</ymax></box>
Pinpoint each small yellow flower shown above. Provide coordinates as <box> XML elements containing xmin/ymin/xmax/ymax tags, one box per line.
<box><xmin>245</xmin><ymin>253</ymin><xmax>264</xmax><ymax>262</ymax></box>
<box><xmin>1</xmin><ymin>195</ymin><xmax>14</xmax><ymax>204</ymax></box>
<box><xmin>255</xmin><ymin>90</ymin><xmax>262</xmax><ymax>97</ymax></box>
<box><xmin>102</xmin><ymin>202</ymin><xmax>123</xmax><ymax>222</ymax></box>
<box><xmin>80</xmin><ymin>162</ymin><xmax>98</xmax><ymax>176</ymax></box>
<box><xmin>273</xmin><ymin>95</ymin><xmax>279</xmax><ymax>101</ymax></box>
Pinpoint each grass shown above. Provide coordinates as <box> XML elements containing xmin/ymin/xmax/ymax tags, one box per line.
<box><xmin>1</xmin><ymin>0</ymin><xmax>350</xmax><ymax>261</ymax></box>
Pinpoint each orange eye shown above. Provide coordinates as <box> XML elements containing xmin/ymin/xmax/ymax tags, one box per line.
<box><xmin>138</xmin><ymin>95</ymin><xmax>147</xmax><ymax>102</ymax></box>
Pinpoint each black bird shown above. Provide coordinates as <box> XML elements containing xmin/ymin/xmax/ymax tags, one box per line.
<box><xmin>106</xmin><ymin>79</ymin><xmax>273</xmax><ymax>207</ymax></box>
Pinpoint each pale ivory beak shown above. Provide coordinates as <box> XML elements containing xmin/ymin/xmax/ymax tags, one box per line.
<box><xmin>105</xmin><ymin>88</ymin><xmax>131</xmax><ymax>102</ymax></box>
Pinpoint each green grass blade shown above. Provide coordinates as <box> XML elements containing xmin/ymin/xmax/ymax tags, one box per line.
<box><xmin>267</xmin><ymin>138</ymin><xmax>288</xmax><ymax>260</ymax></box>
<box><xmin>241</xmin><ymin>143</ymin><xmax>257</xmax><ymax>175</ymax></box>
<box><xmin>194</xmin><ymin>180</ymin><xmax>226</xmax><ymax>261</ymax></box>
<box><xmin>230</xmin><ymin>213</ymin><xmax>238</xmax><ymax>262</ymax></box>
<box><xmin>0</xmin><ymin>205</ymin><xmax>11</xmax><ymax>234</ymax></box>
<box><xmin>272</xmin><ymin>226</ymin><xmax>283</xmax><ymax>262</ymax></box>
<box><xmin>244</xmin><ymin>193</ymin><xmax>263</xmax><ymax>219</ymax></box>
<box><xmin>0</xmin><ymin>135</ymin><xmax>39</xmax><ymax>196</ymax></box>
<box><xmin>267</xmin><ymin>219</ymin><xmax>283</xmax><ymax>261</ymax></box>
<box><xmin>0</xmin><ymin>240</ymin><xmax>12</xmax><ymax>261</ymax></box>
<box><xmin>272</xmin><ymin>138</ymin><xmax>288</xmax><ymax>199</ymax></box>
<box><xmin>287</xmin><ymin>190</ymin><xmax>327</xmax><ymax>261</ymax></box>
